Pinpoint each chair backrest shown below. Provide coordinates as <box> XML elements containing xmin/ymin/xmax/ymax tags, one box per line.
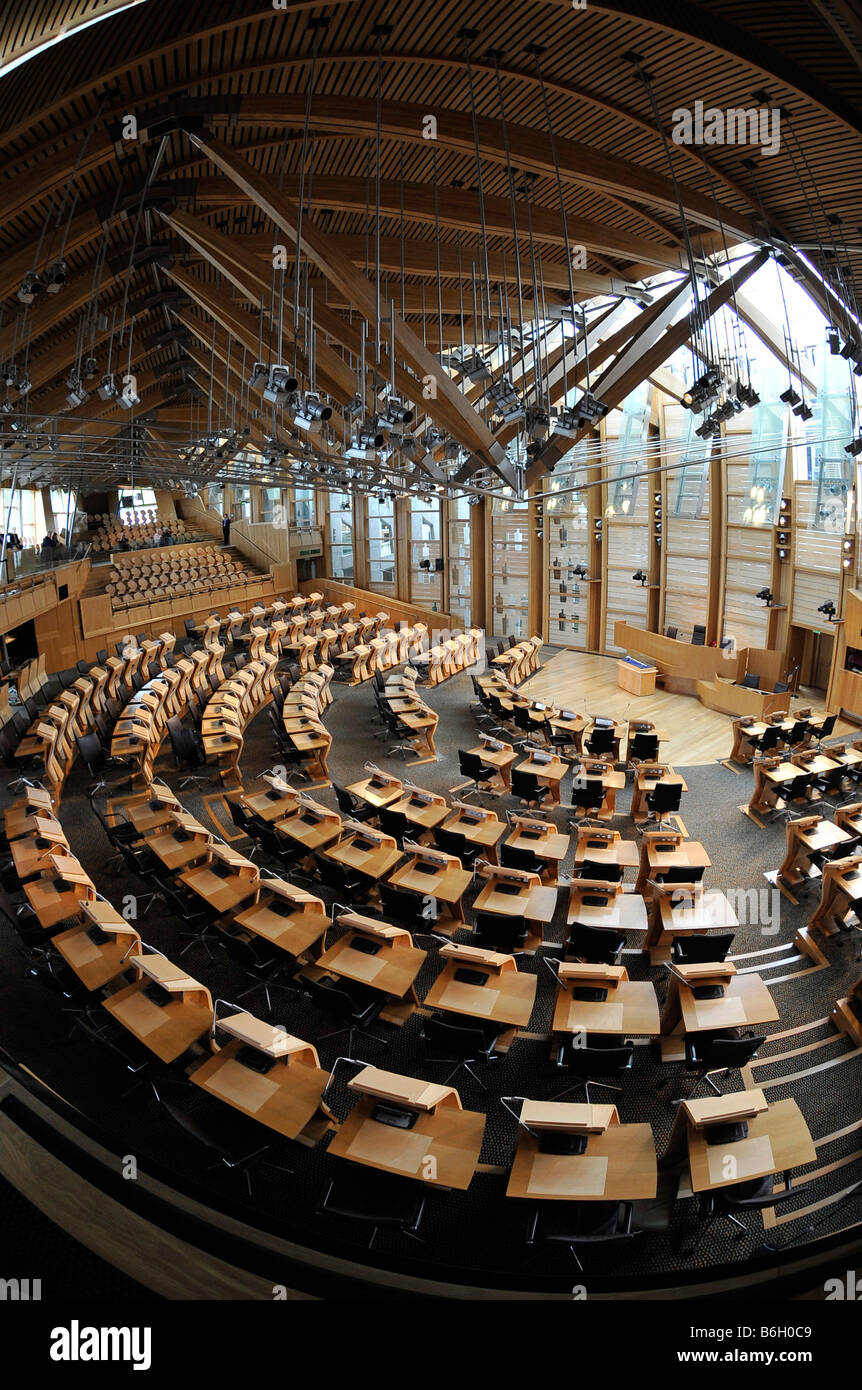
<box><xmin>566</xmin><ymin>922</ymin><xmax>625</xmax><ymax>963</ymax></box>
<box><xmin>741</xmin><ymin>672</ymin><xmax>760</xmax><ymax>689</ymax></box>
<box><xmin>378</xmin><ymin>880</ymin><xmax>430</xmax><ymax>926</ymax></box>
<box><xmin>333</xmin><ymin>782</ymin><xmax>358</xmax><ymax>817</ymax></box>
<box><xmin>572</xmin><ymin>780</ymin><xmax>604</xmax><ymax>810</ymax></box>
<box><xmin>458</xmin><ymin>748</ymin><xmax>487</xmax><ymax>782</ymax></box>
<box><xmin>473</xmin><ymin>910</ymin><xmax>527</xmax><ymax>953</ymax></box>
<box><xmin>670</xmin><ymin>931</ymin><xmax>735</xmax><ymax>964</ymax></box>
<box><xmin>304</xmin><ymin>973</ymin><xmax>358</xmax><ymax>1020</ymax></box>
<box><xmin>690</xmin><ymin>1033</ymin><xmax>765</xmax><ymax>1070</ymax></box>
<box><xmin>511</xmin><ymin>768</ymin><xmax>542</xmax><ymax>800</ymax></box>
<box><xmin>786</xmin><ymin>772</ymin><xmax>812</xmax><ymax>800</ymax></box>
<box><xmin>665</xmin><ymin>626</ymin><xmax>678</xmax><ymax>640</ymax></box>
<box><xmin>629</xmin><ymin>732</ymin><xmax>659</xmax><ymax>761</ymax></box>
<box><xmin>577</xmin><ymin>858</ymin><xmax>623</xmax><ymax>882</ymax></box>
<box><xmin>691</xmin><ymin>625</ymin><xmax>706</xmax><ymax>646</ymax></box>
<box><xmin>421</xmin><ymin>1013</ymin><xmax>494</xmax><ymax>1059</ymax></box>
<box><xmin>560</xmin><ymin>1041</ymin><xmax>634</xmax><ymax>1076</ymax></box>
<box><xmin>759</xmin><ymin>725</ymin><xmax>782</xmax><ymax>752</ymax></box>
<box><xmin>650</xmin><ymin>780</ymin><xmax>683</xmax><ymax>812</ymax></box>
<box><xmin>500</xmin><ymin>843</ymin><xmax>542</xmax><ymax>875</ymax></box>
<box><xmin>586</xmin><ymin>726</ymin><xmax>615</xmax><ymax>756</ymax></box>
<box><xmin>819</xmin><ymin>714</ymin><xmax>837</xmax><ymax>738</ymax></box>
<box><xmin>434</xmin><ymin>827</ymin><xmax>465</xmax><ymax>858</ymax></box>
<box><xmin>378</xmin><ymin>808</ymin><xmax>408</xmax><ymax>841</ymax></box>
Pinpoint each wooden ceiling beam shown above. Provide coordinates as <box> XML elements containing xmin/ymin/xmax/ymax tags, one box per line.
<box><xmin>525</xmin><ymin>248</ymin><xmax>770</xmax><ymax>486</ymax></box>
<box><xmin>181</xmin><ymin>97</ymin><xmax>758</xmax><ymax>239</ymax></box>
<box><xmin>189</xmin><ymin>133</ymin><xmax>516</xmax><ymax>485</ymax></box>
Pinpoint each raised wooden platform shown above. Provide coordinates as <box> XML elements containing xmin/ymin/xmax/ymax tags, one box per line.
<box><xmin>522</xmin><ymin>651</ymin><xmax>737</xmax><ymax>766</ymax></box>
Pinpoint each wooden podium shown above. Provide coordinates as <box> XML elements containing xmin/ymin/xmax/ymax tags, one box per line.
<box><xmin>617</xmin><ymin>659</ymin><xmax>657</xmax><ymax>696</ymax></box>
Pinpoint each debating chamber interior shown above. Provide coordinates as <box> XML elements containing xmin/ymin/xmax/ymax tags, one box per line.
<box><xmin>0</xmin><ymin>0</ymin><xmax>862</xmax><ymax>1331</ymax></box>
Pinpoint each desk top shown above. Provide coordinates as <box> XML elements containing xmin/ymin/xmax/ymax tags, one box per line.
<box><xmin>179</xmin><ymin>862</ymin><xmax>259</xmax><ymax>914</ymax></box>
<box><xmin>318</xmin><ymin>928</ymin><xmax>426</xmax><ymax>998</ymax></box>
<box><xmin>191</xmin><ymin>1039</ymin><xmax>329</xmax><ymax>1140</ymax></box>
<box><xmin>389</xmin><ymin>855</ymin><xmax>472</xmax><ymax>905</ymax></box>
<box><xmin>388</xmin><ymin>788</ymin><xmax>449</xmax><ymax>829</ymax></box>
<box><xmin>675</xmin><ymin>971</ymin><xmax>778</xmax><ymax>1032</ymax></box>
<box><xmin>346</xmin><ymin>773</ymin><xmax>404</xmax><ymax>809</ymax></box>
<box><xmin>441</xmin><ymin>806</ymin><xmax>506</xmax><ymax>846</ymax></box>
<box><xmin>104</xmin><ymin>978</ymin><xmax>212</xmax><ymax>1063</ymax></box>
<box><xmin>507</xmin><ymin>1121</ymin><xmax>656</xmax><ymax>1201</ymax></box>
<box><xmin>515</xmin><ymin>753</ymin><xmax>569</xmax><ymax>781</ymax></box>
<box><xmin>472</xmin><ymin>875</ymin><xmax>558</xmax><ymax>924</ymax></box>
<box><xmin>567</xmin><ymin>886</ymin><xmax>648</xmax><ymax>933</ymax></box>
<box><xmin>424</xmin><ymin>953</ymin><xmax>537</xmax><ymax>1028</ymax></box>
<box><xmin>328</xmin><ymin>1086</ymin><xmax>485</xmax><ymax>1190</ymax></box>
<box><xmin>553</xmin><ymin>976</ymin><xmax>660</xmax><ymax>1036</ymax></box>
<box><xmin>326</xmin><ymin>831</ymin><xmax>403</xmax><ymax>880</ymax></box>
<box><xmin>687</xmin><ymin>1097</ymin><xmax>816</xmax><ymax>1193</ymax></box>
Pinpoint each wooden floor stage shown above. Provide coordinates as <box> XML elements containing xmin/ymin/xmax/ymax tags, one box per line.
<box><xmin>521</xmin><ymin>651</ymin><xmax>847</xmax><ymax>768</ymax></box>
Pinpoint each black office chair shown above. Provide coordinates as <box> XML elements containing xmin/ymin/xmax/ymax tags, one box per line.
<box><xmin>512</xmin><ymin>702</ymin><xmax>542</xmax><ymax>742</ymax></box>
<box><xmin>311</xmin><ymin>851</ymin><xmax>370</xmax><ymax>905</ymax></box>
<box><xmin>565</xmin><ymin>922</ymin><xmax>626</xmax><ymax>965</ymax></box>
<box><xmin>769</xmin><ymin>771</ymin><xmax>813</xmax><ymax>824</ymax></box>
<box><xmin>809</xmin><ymin>712</ymin><xmax>837</xmax><ymax>747</ymax></box>
<box><xmin>378</xmin><ymin>807</ymin><xmax>409</xmax><ymax>843</ymax></box>
<box><xmin>317</xmin><ymin>1166</ymin><xmax>426</xmax><ymax>1248</ymax></box>
<box><xmin>783</xmin><ymin>719</ymin><xmax>810</xmax><ymax>751</ymax></box>
<box><xmin>555</xmin><ymin>1036</ymin><xmax>635</xmax><ymax>1102</ymax></box>
<box><xmin>686</xmin><ymin>1172</ymin><xmax>806</xmax><ymax>1258</ymax></box>
<box><xmin>151</xmin><ymin>1076</ymin><xmax>286</xmax><ymax>1197</ymax></box>
<box><xmin>214</xmin><ymin>930</ymin><xmax>298</xmax><ymax>1014</ymax></box>
<box><xmin>167</xmin><ymin>716</ymin><xmax>208</xmax><ymax>788</ymax></box>
<box><xmin>420</xmin><ymin>1012</ymin><xmax>503</xmax><ymax>1090</ymax></box>
<box><xmin>750</xmin><ymin>724</ymin><xmax>782</xmax><ymax>756</ymax></box>
<box><xmin>472</xmin><ymin>910</ymin><xmax>527</xmax><ymax>955</ymax></box>
<box><xmin>679</xmin><ymin>1031</ymin><xmax>765</xmax><ymax>1099</ymax></box>
<box><xmin>640</xmin><ymin>779</ymin><xmax>683</xmax><ymax>831</ymax></box>
<box><xmin>585</xmin><ymin>725</ymin><xmax>616</xmax><ymax>758</ymax></box>
<box><xmin>378</xmin><ymin>880</ymin><xmax>437</xmax><ymax>930</ymax></box>
<box><xmin>487</xmin><ymin>693</ymin><xmax>515</xmax><ymax>732</ymax></box>
<box><xmin>691</xmin><ymin>625</ymin><xmax>706</xmax><ymax>646</ymax></box>
<box><xmin>670</xmin><ymin>932</ymin><xmax>735</xmax><ymax>965</ymax></box>
<box><xmin>453</xmin><ymin>748</ymin><xmax>499</xmax><ymax>802</ymax></box>
<box><xmin>740</xmin><ymin>672</ymin><xmax>760</xmax><ymax>689</ymax></box>
<box><xmin>469</xmin><ymin>675</ymin><xmax>496</xmax><ymax>730</ymax></box>
<box><xmin>510</xmin><ymin>768</ymin><xmax>549</xmax><ymax>808</ymax></box>
<box><xmin>568</xmin><ymin>779</ymin><xmax>605</xmax><ymax>824</ymax></box>
<box><xmin>525</xmin><ymin>1200</ymin><xmax>637</xmax><ymax>1271</ymax></box>
<box><xmin>225</xmin><ymin>797</ymin><xmax>259</xmax><ymax>850</ymax></box>
<box><xmin>665</xmin><ymin>626</ymin><xmax>678</xmax><ymax>640</ymax></box>
<box><xmin>332</xmin><ymin>781</ymin><xmax>377</xmax><ymax>823</ymax></box>
<box><xmin>627</xmin><ymin>731</ymin><xmax>659</xmax><ymax>765</ymax></box>
<box><xmin>500</xmin><ymin>843</ymin><xmax>543</xmax><ymax>876</ymax></box>
<box><xmin>302</xmin><ymin>974</ymin><xmax>387</xmax><ymax>1051</ymax></box>
<box><xmin>379</xmin><ymin>706</ymin><xmax>416</xmax><ymax>759</ymax></box>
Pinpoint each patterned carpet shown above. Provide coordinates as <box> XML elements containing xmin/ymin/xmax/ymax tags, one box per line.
<box><xmin>1</xmin><ymin>644</ymin><xmax>860</xmax><ymax>1293</ymax></box>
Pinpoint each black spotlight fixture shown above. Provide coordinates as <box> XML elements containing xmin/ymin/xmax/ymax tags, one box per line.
<box><xmin>779</xmin><ymin>386</ymin><xmax>801</xmax><ymax>407</ymax></box>
<box><xmin>845</xmin><ymin>436</ymin><xmax>862</xmax><ymax>457</ymax></box>
<box><xmin>632</xmin><ymin>569</ymin><xmax>647</xmax><ymax>586</ymax></box>
<box><xmin>828</xmin><ymin>328</ymin><xmax>841</xmax><ymax>356</ymax></box>
<box><xmin>817</xmin><ymin>600</ymin><xmax>838</xmax><ymax>623</ymax></box>
<box><xmin>756</xmin><ymin>587</ymin><xmax>775</xmax><ymax>607</ymax></box>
